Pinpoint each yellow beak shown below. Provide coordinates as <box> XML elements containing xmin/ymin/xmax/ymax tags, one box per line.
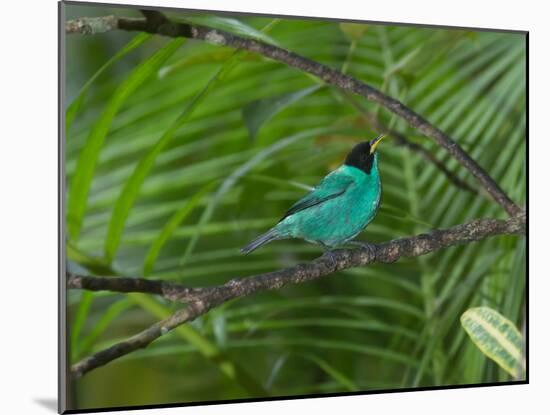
<box><xmin>369</xmin><ymin>134</ymin><xmax>386</xmax><ymax>154</ymax></box>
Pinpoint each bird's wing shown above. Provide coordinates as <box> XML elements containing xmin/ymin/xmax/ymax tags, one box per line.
<box><xmin>279</xmin><ymin>170</ymin><xmax>354</xmax><ymax>222</ymax></box>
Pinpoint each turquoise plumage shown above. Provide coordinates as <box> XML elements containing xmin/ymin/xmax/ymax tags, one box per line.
<box><xmin>241</xmin><ymin>136</ymin><xmax>385</xmax><ymax>254</ymax></box>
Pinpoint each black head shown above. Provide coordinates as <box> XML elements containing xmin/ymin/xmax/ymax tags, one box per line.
<box><xmin>344</xmin><ymin>135</ymin><xmax>385</xmax><ymax>174</ymax></box>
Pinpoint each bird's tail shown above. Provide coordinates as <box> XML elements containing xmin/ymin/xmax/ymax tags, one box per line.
<box><xmin>240</xmin><ymin>228</ymin><xmax>280</xmax><ymax>255</ymax></box>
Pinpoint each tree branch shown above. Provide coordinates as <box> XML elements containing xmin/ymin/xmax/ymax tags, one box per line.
<box><xmin>69</xmin><ymin>214</ymin><xmax>525</xmax><ymax>378</ymax></box>
<box><xmin>340</xmin><ymin>92</ymin><xmax>480</xmax><ymax>195</ymax></box>
<box><xmin>71</xmin><ymin>305</ymin><xmax>202</xmax><ymax>378</ymax></box>
<box><xmin>67</xmin><ymin>273</ymin><xmax>205</xmax><ymax>302</ymax></box>
<box><xmin>387</xmin><ymin>129</ymin><xmax>479</xmax><ymax>194</ymax></box>
<box><xmin>65</xmin><ymin>12</ymin><xmax>523</xmax><ymax>216</ymax></box>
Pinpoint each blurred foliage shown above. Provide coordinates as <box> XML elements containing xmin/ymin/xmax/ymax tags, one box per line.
<box><xmin>65</xmin><ymin>4</ymin><xmax>526</xmax><ymax>410</ymax></box>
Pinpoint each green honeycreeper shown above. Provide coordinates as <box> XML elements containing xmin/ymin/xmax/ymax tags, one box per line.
<box><xmin>241</xmin><ymin>135</ymin><xmax>386</xmax><ymax>254</ymax></box>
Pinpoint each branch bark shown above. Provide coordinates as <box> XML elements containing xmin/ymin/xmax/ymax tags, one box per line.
<box><xmin>69</xmin><ymin>213</ymin><xmax>525</xmax><ymax>378</ymax></box>
<box><xmin>71</xmin><ymin>306</ymin><xmax>201</xmax><ymax>379</ymax></box>
<box><xmin>67</xmin><ymin>273</ymin><xmax>205</xmax><ymax>302</ymax></box>
<box><xmin>65</xmin><ymin>11</ymin><xmax>522</xmax><ymax>216</ymax></box>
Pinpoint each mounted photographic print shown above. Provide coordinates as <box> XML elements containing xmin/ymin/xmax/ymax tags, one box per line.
<box><xmin>59</xmin><ymin>0</ymin><xmax>527</xmax><ymax>412</ymax></box>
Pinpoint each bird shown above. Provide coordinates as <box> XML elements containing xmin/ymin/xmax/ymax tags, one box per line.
<box><xmin>240</xmin><ymin>134</ymin><xmax>386</xmax><ymax>255</ymax></box>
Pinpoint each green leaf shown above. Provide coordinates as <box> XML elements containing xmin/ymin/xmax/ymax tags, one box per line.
<box><xmin>67</xmin><ymin>38</ymin><xmax>185</xmax><ymax>241</ymax></box>
<box><xmin>339</xmin><ymin>23</ymin><xmax>368</xmax><ymax>41</ymax></box>
<box><xmin>265</xmin><ymin>354</ymin><xmax>289</xmax><ymax>389</ymax></box>
<box><xmin>211</xmin><ymin>309</ymin><xmax>228</xmax><ymax>348</ymax></box>
<box><xmin>66</xmin><ymin>33</ymin><xmax>151</xmax><ymax>134</ymax></box>
<box><xmin>103</xmin><ymin>54</ymin><xmax>240</xmax><ymax>264</ymax></box>
<box><xmin>143</xmin><ymin>182</ymin><xmax>216</xmax><ymax>276</ymax></box>
<box><xmin>384</xmin><ymin>46</ymin><xmax>422</xmax><ymax>80</ymax></box>
<box><xmin>302</xmin><ymin>353</ymin><xmax>358</xmax><ymax>391</ymax></box>
<box><xmin>124</xmin><ymin>336</ymin><xmax>421</xmax><ymax>369</ymax></box>
<box><xmin>460</xmin><ymin>306</ymin><xmax>525</xmax><ymax>378</ymax></box>
<box><xmin>158</xmin><ymin>49</ymin><xmax>262</xmax><ymax>79</ymax></box>
<box><xmin>66</xmin><ymin>242</ymin><xmax>114</xmax><ymax>275</ymax></box>
<box><xmin>242</xmin><ymin>85</ymin><xmax>322</xmax><ymax>139</ymax></box>
<box><xmin>70</xmin><ymin>291</ymin><xmax>94</xmax><ymax>361</ymax></box>
<box><xmin>79</xmin><ymin>299</ymin><xmax>133</xmax><ymax>356</ymax></box>
<box><xmin>244</xmin><ymin>174</ymin><xmax>314</xmax><ymax>191</ymax></box>
<box><xmin>224</xmin><ymin>296</ymin><xmax>425</xmax><ymax>320</ymax></box>
<box><xmin>226</xmin><ymin>317</ymin><xmax>417</xmax><ymax>341</ymax></box>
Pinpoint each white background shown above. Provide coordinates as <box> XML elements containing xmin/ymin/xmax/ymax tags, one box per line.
<box><xmin>0</xmin><ymin>0</ymin><xmax>544</xmax><ymax>413</ymax></box>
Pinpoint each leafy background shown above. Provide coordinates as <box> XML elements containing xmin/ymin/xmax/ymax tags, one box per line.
<box><xmin>65</xmin><ymin>4</ymin><xmax>526</xmax><ymax>410</ymax></box>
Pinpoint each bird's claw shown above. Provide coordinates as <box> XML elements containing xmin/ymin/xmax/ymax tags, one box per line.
<box><xmin>322</xmin><ymin>250</ymin><xmax>338</xmax><ymax>270</ymax></box>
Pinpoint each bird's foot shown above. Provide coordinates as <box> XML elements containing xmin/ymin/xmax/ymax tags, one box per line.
<box><xmin>347</xmin><ymin>241</ymin><xmax>377</xmax><ymax>260</ymax></box>
<box><xmin>322</xmin><ymin>250</ymin><xmax>339</xmax><ymax>271</ymax></box>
